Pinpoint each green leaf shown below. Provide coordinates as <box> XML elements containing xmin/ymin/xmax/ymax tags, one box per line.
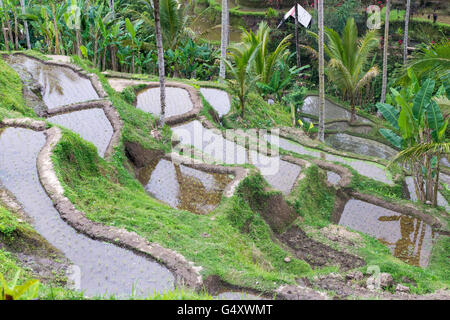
<box><xmin>398</xmin><ymin>106</ymin><xmax>414</xmax><ymax>139</ymax></box>
<box><xmin>80</xmin><ymin>45</ymin><xmax>88</xmax><ymax>58</ymax></box>
<box><xmin>125</xmin><ymin>18</ymin><xmax>135</xmax><ymax>41</ymax></box>
<box><xmin>437</xmin><ymin>118</ymin><xmax>448</xmax><ymax>141</ymax></box>
<box><xmin>379</xmin><ymin>128</ymin><xmax>403</xmax><ymax>148</ymax></box>
<box><xmin>376</xmin><ymin>103</ymin><xmax>399</xmax><ymax>129</ymax></box>
<box><xmin>426</xmin><ymin>100</ymin><xmax>444</xmax><ymax>132</ymax></box>
<box><xmin>412</xmin><ymin>79</ymin><xmax>435</xmax><ymax>120</ymax></box>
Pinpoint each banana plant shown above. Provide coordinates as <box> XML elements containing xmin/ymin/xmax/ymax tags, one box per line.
<box><xmin>377</xmin><ymin>75</ymin><xmax>448</xmax><ymax>206</ymax></box>
<box><xmin>0</xmin><ymin>272</ymin><xmax>40</xmax><ymax>300</ymax></box>
<box><xmin>125</xmin><ymin>17</ymin><xmax>143</xmax><ymax>73</ymax></box>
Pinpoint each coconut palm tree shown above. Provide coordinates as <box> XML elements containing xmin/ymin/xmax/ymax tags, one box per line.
<box><xmin>304</xmin><ymin>18</ymin><xmax>380</xmax><ymax>122</ymax></box>
<box><xmin>219</xmin><ymin>0</ymin><xmax>229</xmax><ymax>82</ymax></box>
<box><xmin>407</xmin><ymin>40</ymin><xmax>450</xmax><ymax>82</ymax></box>
<box><xmin>160</xmin><ymin>0</ymin><xmax>190</xmax><ymax>50</ymax></box>
<box><xmin>380</xmin><ymin>0</ymin><xmax>390</xmax><ymax>103</ymax></box>
<box><xmin>318</xmin><ymin>0</ymin><xmax>325</xmax><ymax>141</ymax></box>
<box><xmin>224</xmin><ymin>40</ymin><xmax>260</xmax><ymax>118</ymax></box>
<box><xmin>241</xmin><ymin>21</ymin><xmax>292</xmax><ymax>86</ymax></box>
<box><xmin>403</xmin><ymin>0</ymin><xmax>411</xmax><ymax>65</ymax></box>
<box><xmin>154</xmin><ymin>0</ymin><xmax>167</xmax><ymax>127</ymax></box>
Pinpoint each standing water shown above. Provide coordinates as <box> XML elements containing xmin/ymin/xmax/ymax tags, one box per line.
<box><xmin>4</xmin><ymin>55</ymin><xmax>99</xmax><ymax>109</ymax></box>
<box><xmin>138</xmin><ymin>159</ymin><xmax>232</xmax><ymax>214</ymax></box>
<box><xmin>0</xmin><ymin>128</ymin><xmax>174</xmax><ymax>297</ymax></box>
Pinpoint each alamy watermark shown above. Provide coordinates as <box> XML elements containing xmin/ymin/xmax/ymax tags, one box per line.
<box><xmin>172</xmin><ymin>122</ymin><xmax>281</xmax><ymax>176</ymax></box>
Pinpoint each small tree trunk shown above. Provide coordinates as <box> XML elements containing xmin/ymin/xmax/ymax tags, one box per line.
<box><xmin>111</xmin><ymin>45</ymin><xmax>118</xmax><ymax>71</ymax></box>
<box><xmin>13</xmin><ymin>9</ymin><xmax>18</xmax><ymax>49</ymax></box>
<box><xmin>154</xmin><ymin>0</ymin><xmax>167</xmax><ymax>127</ymax></box>
<box><xmin>19</xmin><ymin>0</ymin><xmax>31</xmax><ymax>49</ymax></box>
<box><xmin>93</xmin><ymin>35</ymin><xmax>98</xmax><ymax>66</ymax></box>
<box><xmin>76</xmin><ymin>29</ymin><xmax>82</xmax><ymax>58</ymax></box>
<box><xmin>403</xmin><ymin>0</ymin><xmax>411</xmax><ymax>65</ymax></box>
<box><xmin>295</xmin><ymin>3</ymin><xmax>301</xmax><ymax>68</ymax></box>
<box><xmin>432</xmin><ymin>155</ymin><xmax>440</xmax><ymax>207</ymax></box>
<box><xmin>219</xmin><ymin>0</ymin><xmax>229</xmax><ymax>82</ymax></box>
<box><xmin>102</xmin><ymin>48</ymin><xmax>107</xmax><ymax>71</ymax></box>
<box><xmin>52</xmin><ymin>6</ymin><xmax>59</xmax><ymax>54</ymax></box>
<box><xmin>317</xmin><ymin>0</ymin><xmax>325</xmax><ymax>142</ymax></box>
<box><xmin>3</xmin><ymin>4</ymin><xmax>14</xmax><ymax>48</ymax></box>
<box><xmin>1</xmin><ymin>20</ymin><xmax>9</xmax><ymax>51</ymax></box>
<box><xmin>380</xmin><ymin>0</ymin><xmax>390</xmax><ymax>104</ymax></box>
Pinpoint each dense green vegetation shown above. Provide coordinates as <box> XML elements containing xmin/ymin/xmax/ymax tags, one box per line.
<box><xmin>0</xmin><ymin>0</ymin><xmax>448</xmax><ymax>300</ymax></box>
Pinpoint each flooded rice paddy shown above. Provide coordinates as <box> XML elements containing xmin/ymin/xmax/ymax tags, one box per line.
<box><xmin>263</xmin><ymin>134</ymin><xmax>393</xmax><ymax>184</ymax></box>
<box><xmin>339</xmin><ymin>199</ymin><xmax>435</xmax><ymax>267</ymax></box>
<box><xmin>0</xmin><ymin>128</ymin><xmax>174</xmax><ymax>297</ymax></box>
<box><xmin>325</xmin><ymin>133</ymin><xmax>397</xmax><ymax>160</ymax></box>
<box><xmin>327</xmin><ymin>171</ymin><xmax>342</xmax><ymax>185</ymax></box>
<box><xmin>302</xmin><ymin>96</ymin><xmax>372</xmax><ymax>124</ymax></box>
<box><xmin>200</xmin><ymin>88</ymin><xmax>231</xmax><ymax>117</ymax></box>
<box><xmin>137</xmin><ymin>158</ymin><xmax>232</xmax><ymax>214</ymax></box>
<box><xmin>172</xmin><ymin>120</ymin><xmax>302</xmax><ymax>195</ymax></box>
<box><xmin>405</xmin><ymin>176</ymin><xmax>449</xmax><ymax>211</ymax></box>
<box><xmin>4</xmin><ymin>54</ymin><xmax>99</xmax><ymax>109</ymax></box>
<box><xmin>48</xmin><ymin>108</ymin><xmax>114</xmax><ymax>157</ymax></box>
<box><xmin>136</xmin><ymin>87</ymin><xmax>193</xmax><ymax>117</ymax></box>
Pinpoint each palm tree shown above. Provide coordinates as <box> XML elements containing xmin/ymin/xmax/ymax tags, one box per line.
<box><xmin>380</xmin><ymin>0</ymin><xmax>390</xmax><ymax>103</ymax></box>
<box><xmin>407</xmin><ymin>40</ymin><xmax>450</xmax><ymax>81</ymax></box>
<box><xmin>154</xmin><ymin>0</ymin><xmax>167</xmax><ymax>127</ymax></box>
<box><xmin>219</xmin><ymin>0</ymin><xmax>229</xmax><ymax>82</ymax></box>
<box><xmin>160</xmin><ymin>0</ymin><xmax>190</xmax><ymax>50</ymax></box>
<box><xmin>304</xmin><ymin>18</ymin><xmax>380</xmax><ymax>122</ymax></box>
<box><xmin>224</xmin><ymin>41</ymin><xmax>260</xmax><ymax>118</ymax></box>
<box><xmin>242</xmin><ymin>21</ymin><xmax>292</xmax><ymax>86</ymax></box>
<box><xmin>318</xmin><ymin>0</ymin><xmax>325</xmax><ymax>141</ymax></box>
<box><xmin>403</xmin><ymin>0</ymin><xmax>411</xmax><ymax>65</ymax></box>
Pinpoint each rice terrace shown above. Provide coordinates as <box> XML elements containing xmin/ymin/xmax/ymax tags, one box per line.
<box><xmin>0</xmin><ymin>0</ymin><xmax>448</xmax><ymax>307</ymax></box>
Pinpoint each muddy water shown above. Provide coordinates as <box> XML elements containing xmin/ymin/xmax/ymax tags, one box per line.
<box><xmin>339</xmin><ymin>199</ymin><xmax>434</xmax><ymax>267</ymax></box>
<box><xmin>136</xmin><ymin>87</ymin><xmax>193</xmax><ymax>117</ymax></box>
<box><xmin>48</xmin><ymin>109</ymin><xmax>113</xmax><ymax>157</ymax></box>
<box><xmin>302</xmin><ymin>96</ymin><xmax>372</xmax><ymax>123</ymax></box>
<box><xmin>327</xmin><ymin>171</ymin><xmax>341</xmax><ymax>185</ymax></box>
<box><xmin>138</xmin><ymin>159</ymin><xmax>232</xmax><ymax>214</ymax></box>
<box><xmin>325</xmin><ymin>133</ymin><xmax>397</xmax><ymax>160</ymax></box>
<box><xmin>263</xmin><ymin>134</ymin><xmax>393</xmax><ymax>184</ymax></box>
<box><xmin>0</xmin><ymin>128</ymin><xmax>174</xmax><ymax>297</ymax></box>
<box><xmin>173</xmin><ymin>120</ymin><xmax>248</xmax><ymax>165</ymax></box>
<box><xmin>172</xmin><ymin>121</ymin><xmax>302</xmax><ymax>194</ymax></box>
<box><xmin>405</xmin><ymin>176</ymin><xmax>449</xmax><ymax>211</ymax></box>
<box><xmin>200</xmin><ymin>88</ymin><xmax>231</xmax><ymax>117</ymax></box>
<box><xmin>249</xmin><ymin>151</ymin><xmax>302</xmax><ymax>195</ymax></box>
<box><xmin>4</xmin><ymin>55</ymin><xmax>99</xmax><ymax>109</ymax></box>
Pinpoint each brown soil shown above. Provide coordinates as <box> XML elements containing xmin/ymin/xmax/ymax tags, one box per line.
<box><xmin>279</xmin><ymin>226</ymin><xmax>366</xmax><ymax>271</ymax></box>
<box><xmin>125</xmin><ymin>141</ymin><xmax>165</xmax><ymax>168</ymax></box>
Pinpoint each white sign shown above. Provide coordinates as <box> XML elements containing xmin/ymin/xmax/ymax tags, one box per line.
<box><xmin>283</xmin><ymin>4</ymin><xmax>312</xmax><ymax>28</ymax></box>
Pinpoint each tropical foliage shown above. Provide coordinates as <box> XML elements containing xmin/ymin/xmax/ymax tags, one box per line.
<box><xmin>305</xmin><ymin>18</ymin><xmax>380</xmax><ymax>121</ymax></box>
<box><xmin>378</xmin><ymin>74</ymin><xmax>449</xmax><ymax>206</ymax></box>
